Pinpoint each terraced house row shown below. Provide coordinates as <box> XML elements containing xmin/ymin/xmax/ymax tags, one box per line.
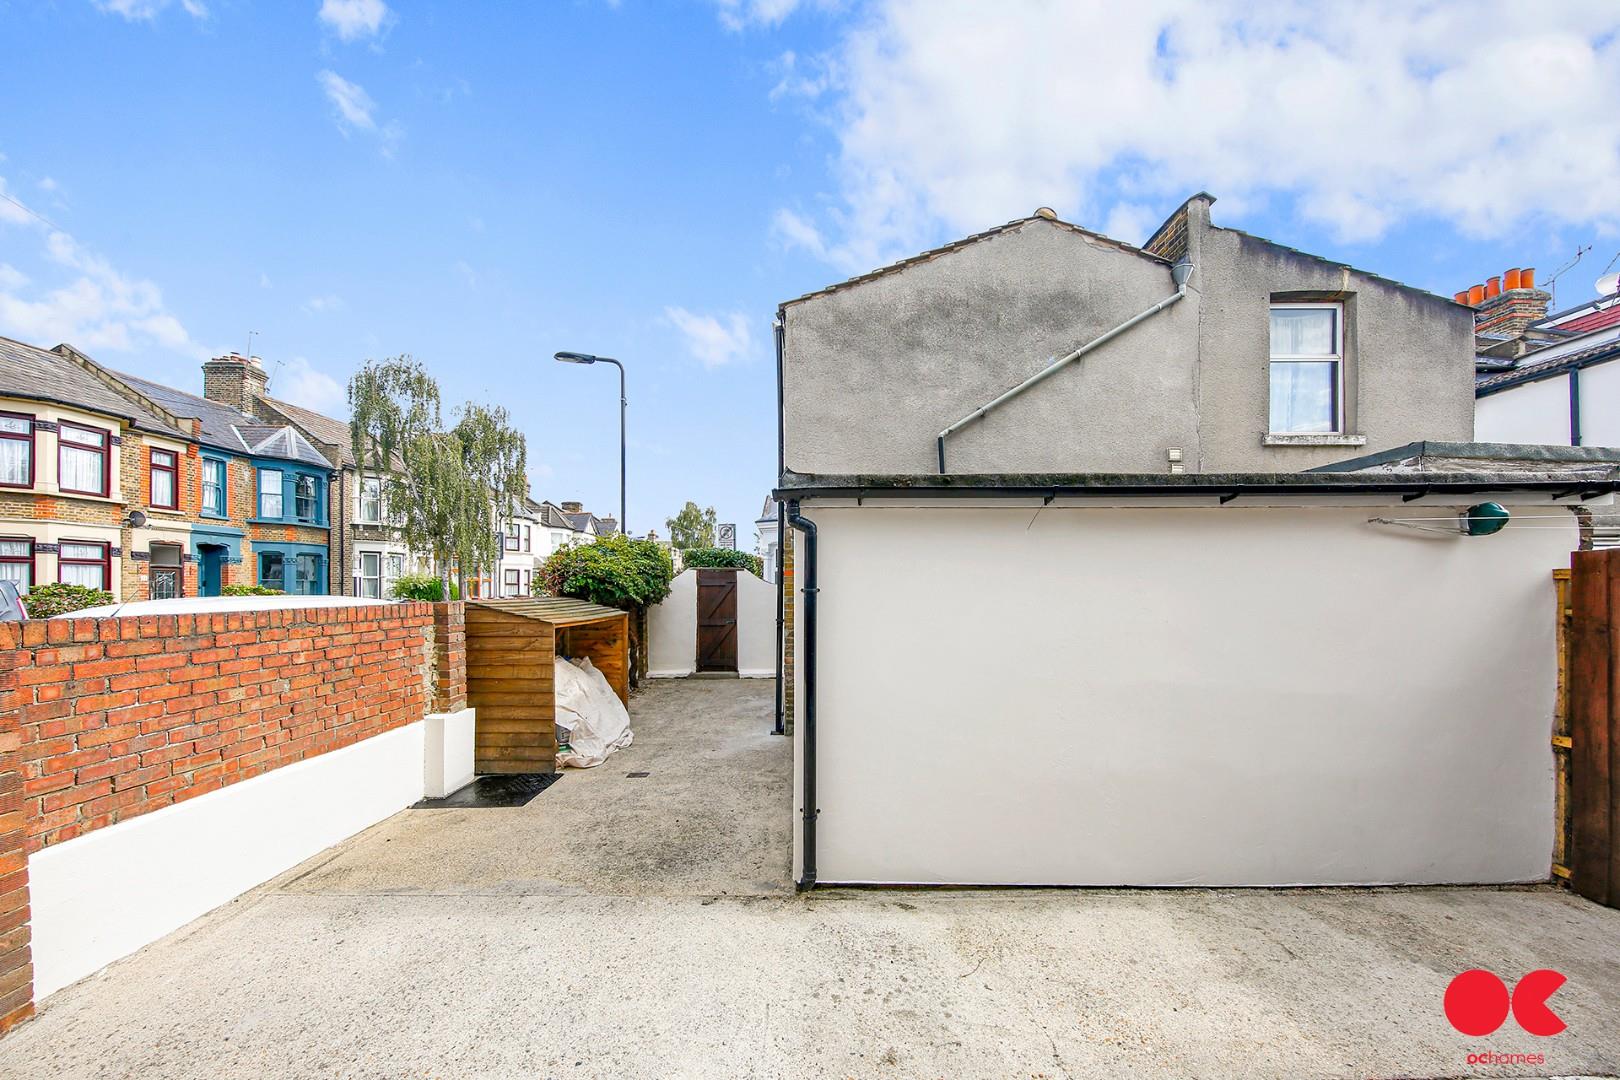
<box><xmin>0</xmin><ymin>337</ymin><xmax>334</xmax><ymax>600</ymax></box>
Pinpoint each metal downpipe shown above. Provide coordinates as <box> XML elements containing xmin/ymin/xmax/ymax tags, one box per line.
<box><xmin>786</xmin><ymin>499</ymin><xmax>818</xmax><ymax>889</ymax></box>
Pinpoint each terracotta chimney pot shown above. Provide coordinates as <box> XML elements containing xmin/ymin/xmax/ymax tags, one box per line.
<box><xmin>1521</xmin><ymin>267</ymin><xmax>1535</xmax><ymax>289</ymax></box>
<box><xmin>1468</xmin><ymin>284</ymin><xmax>1486</xmax><ymax>305</ymax></box>
<box><xmin>1485</xmin><ymin>276</ymin><xmax>1501</xmax><ymax>299</ymax></box>
<box><xmin>1503</xmin><ymin>268</ymin><xmax>1521</xmax><ymax>290</ymax></box>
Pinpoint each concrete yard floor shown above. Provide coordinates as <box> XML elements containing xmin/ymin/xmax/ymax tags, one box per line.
<box><xmin>4</xmin><ymin>680</ymin><xmax>1620</xmax><ymax>1079</ymax></box>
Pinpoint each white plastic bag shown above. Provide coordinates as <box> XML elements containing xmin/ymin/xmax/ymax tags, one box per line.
<box><xmin>553</xmin><ymin>656</ymin><xmax>632</xmax><ymax>768</ymax></box>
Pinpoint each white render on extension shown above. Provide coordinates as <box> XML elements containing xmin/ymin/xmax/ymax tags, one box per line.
<box><xmin>789</xmin><ymin>501</ymin><xmax>1576</xmax><ymax>887</ymax></box>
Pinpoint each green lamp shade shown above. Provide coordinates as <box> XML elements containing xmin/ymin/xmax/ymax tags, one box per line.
<box><xmin>1462</xmin><ymin>501</ymin><xmax>1510</xmax><ymax>536</ymax></box>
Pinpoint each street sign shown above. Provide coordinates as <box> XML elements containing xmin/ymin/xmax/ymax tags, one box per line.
<box><xmin>717</xmin><ymin>523</ymin><xmax>736</xmax><ymax>550</ymax></box>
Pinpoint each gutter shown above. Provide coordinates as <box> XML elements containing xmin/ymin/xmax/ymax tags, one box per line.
<box><xmin>776</xmin><ymin>475</ymin><xmax>1620</xmax><ymax>502</ymax></box>
<box><xmin>785</xmin><ymin>499</ymin><xmax>818</xmax><ymax>890</ymax></box>
<box><xmin>937</xmin><ymin>258</ymin><xmax>1193</xmax><ymax>472</ymax></box>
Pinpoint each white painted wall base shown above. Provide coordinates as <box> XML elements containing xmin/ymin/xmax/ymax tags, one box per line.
<box><xmin>423</xmin><ymin>708</ymin><xmax>477</xmax><ymax>797</ymax></box>
<box><xmin>29</xmin><ymin>720</ymin><xmax>428</xmax><ymax>999</ymax></box>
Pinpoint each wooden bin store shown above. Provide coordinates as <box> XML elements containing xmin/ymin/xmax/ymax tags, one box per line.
<box><xmin>464</xmin><ymin>598</ymin><xmax>631</xmax><ymax>773</ymax></box>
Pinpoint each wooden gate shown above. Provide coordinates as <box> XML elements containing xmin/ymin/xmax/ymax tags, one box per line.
<box><xmin>696</xmin><ymin>569</ymin><xmax>738</xmax><ymax>673</ymax></box>
<box><xmin>1570</xmin><ymin>549</ymin><xmax>1620</xmax><ymax>908</ymax></box>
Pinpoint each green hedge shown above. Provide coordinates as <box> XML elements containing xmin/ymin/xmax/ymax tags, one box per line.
<box><xmin>537</xmin><ymin>533</ymin><xmax>674</xmax><ymax>609</ymax></box>
<box><xmin>22</xmin><ymin>583</ymin><xmax>113</xmax><ymax>618</ymax></box>
<box><xmin>391</xmin><ymin>573</ymin><xmax>459</xmax><ymax>601</ymax></box>
<box><xmin>221</xmin><ymin>584</ymin><xmax>283</xmax><ymax>597</ymax></box>
<box><xmin>681</xmin><ymin>546</ymin><xmax>763</xmax><ymax>577</ymax></box>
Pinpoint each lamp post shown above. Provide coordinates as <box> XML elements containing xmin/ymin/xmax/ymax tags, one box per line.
<box><xmin>554</xmin><ymin>351</ymin><xmax>627</xmax><ymax>535</ymax></box>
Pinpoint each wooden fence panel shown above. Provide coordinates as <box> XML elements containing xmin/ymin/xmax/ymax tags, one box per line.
<box><xmin>1569</xmin><ymin>549</ymin><xmax>1620</xmax><ymax>907</ymax></box>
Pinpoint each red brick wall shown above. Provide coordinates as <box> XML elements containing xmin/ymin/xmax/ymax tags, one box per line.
<box><xmin>0</xmin><ymin>601</ymin><xmax>465</xmax><ymax>1032</ymax></box>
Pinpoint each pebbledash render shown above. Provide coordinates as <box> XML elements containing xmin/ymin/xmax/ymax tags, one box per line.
<box><xmin>773</xmin><ymin>193</ymin><xmax>1620</xmax><ymax>888</ymax></box>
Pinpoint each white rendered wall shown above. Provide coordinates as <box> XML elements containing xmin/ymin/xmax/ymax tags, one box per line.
<box><xmin>30</xmin><ymin>721</ymin><xmax>428</xmax><ymax>999</ymax></box>
<box><xmin>1580</xmin><ymin>361</ymin><xmax>1620</xmax><ymax>448</ymax></box>
<box><xmin>1475</xmin><ymin>374</ymin><xmax>1571</xmax><ymax>445</ymax></box>
<box><xmin>647</xmin><ymin>568</ymin><xmax>776</xmax><ymax>678</ymax></box>
<box><xmin>423</xmin><ymin>707</ymin><xmax>476</xmax><ymax>798</ymax></box>
<box><xmin>794</xmin><ymin>503</ymin><xmax>1572</xmax><ymax>886</ymax></box>
<box><xmin>736</xmin><ymin>570</ymin><xmax>776</xmax><ymax>678</ymax></box>
<box><xmin>648</xmin><ymin>569</ymin><xmax>699</xmax><ymax>677</ymax></box>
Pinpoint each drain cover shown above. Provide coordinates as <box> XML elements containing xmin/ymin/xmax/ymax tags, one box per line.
<box><xmin>412</xmin><ymin>773</ymin><xmax>560</xmax><ymax>809</ymax></box>
<box><xmin>626</xmin><ymin>771</ymin><xmax>650</xmax><ymax>778</ymax></box>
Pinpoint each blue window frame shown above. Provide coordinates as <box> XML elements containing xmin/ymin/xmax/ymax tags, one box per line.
<box><xmin>254</xmin><ymin>463</ymin><xmax>328</xmax><ymax>526</ymax></box>
<box><xmin>201</xmin><ymin>455</ymin><xmax>227</xmax><ymax>517</ymax></box>
<box><xmin>255</xmin><ymin>542</ymin><xmax>327</xmax><ymax>595</ymax></box>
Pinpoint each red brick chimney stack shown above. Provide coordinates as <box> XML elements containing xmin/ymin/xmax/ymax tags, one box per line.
<box><xmin>1455</xmin><ymin>267</ymin><xmax>1552</xmax><ymax>357</ymax></box>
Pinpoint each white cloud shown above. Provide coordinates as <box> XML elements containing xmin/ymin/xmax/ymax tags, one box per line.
<box><xmin>316</xmin><ymin>70</ymin><xmax>402</xmax><ymax>153</ymax></box>
<box><xmin>771</xmin><ymin>207</ymin><xmax>828</xmax><ymax>258</ymax></box>
<box><xmin>317</xmin><ymin>70</ymin><xmax>377</xmax><ymax>132</ymax></box>
<box><xmin>1102</xmin><ymin>203</ymin><xmax>1158</xmax><ymax>248</ymax></box>
<box><xmin>665</xmin><ymin>307</ymin><xmax>755</xmax><ymax>368</ymax></box>
<box><xmin>318</xmin><ymin>0</ymin><xmax>391</xmax><ymax>42</ymax></box>
<box><xmin>0</xmin><ymin>204</ymin><xmax>198</xmax><ymax>356</ymax></box>
<box><xmin>714</xmin><ymin>0</ymin><xmax>819</xmax><ymax>31</ymax></box>
<box><xmin>269</xmin><ymin>356</ymin><xmax>345</xmax><ymax>413</ymax></box>
<box><xmin>302</xmin><ymin>293</ymin><xmax>345</xmax><ymax>314</ymax></box>
<box><xmin>92</xmin><ymin>0</ymin><xmax>207</xmax><ymax>20</ymax></box>
<box><xmin>778</xmin><ymin>0</ymin><xmax>1620</xmax><ymax>272</ymax></box>
<box><xmin>452</xmin><ymin>260</ymin><xmax>477</xmax><ymax>288</ymax></box>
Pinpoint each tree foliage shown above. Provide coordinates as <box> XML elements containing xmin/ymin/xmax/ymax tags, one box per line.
<box><xmin>665</xmin><ymin>501</ymin><xmax>717</xmax><ymax>549</ymax></box>
<box><xmin>349</xmin><ymin>357</ymin><xmax>528</xmax><ymax>596</ymax></box>
<box><xmin>537</xmin><ymin>533</ymin><xmax>674</xmax><ymax>611</ymax></box>
<box><xmin>390</xmin><ymin>572</ymin><xmax>458</xmax><ymax>601</ymax></box>
<box><xmin>23</xmin><ymin>583</ymin><xmax>113</xmax><ymax>618</ymax></box>
<box><xmin>680</xmin><ymin>546</ymin><xmax>763</xmax><ymax>577</ymax></box>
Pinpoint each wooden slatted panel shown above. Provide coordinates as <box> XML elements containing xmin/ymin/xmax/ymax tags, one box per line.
<box><xmin>557</xmin><ymin>613</ymin><xmax>631</xmax><ymax>705</ymax></box>
<box><xmin>466</xmin><ymin>605</ymin><xmax>555</xmax><ymax>774</ymax></box>
<box><xmin>1570</xmin><ymin>550</ymin><xmax>1620</xmax><ymax>907</ymax></box>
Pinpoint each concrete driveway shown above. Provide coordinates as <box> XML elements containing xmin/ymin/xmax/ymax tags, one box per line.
<box><xmin>4</xmin><ymin>679</ymin><xmax>1620</xmax><ymax>1079</ymax></box>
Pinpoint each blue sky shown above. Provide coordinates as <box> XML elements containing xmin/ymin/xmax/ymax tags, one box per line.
<box><xmin>3</xmin><ymin>1</ymin><xmax>1618</xmax><ymax>544</ymax></box>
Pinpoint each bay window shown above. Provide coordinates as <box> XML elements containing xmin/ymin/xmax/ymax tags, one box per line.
<box><xmin>58</xmin><ymin>422</ymin><xmax>110</xmax><ymax>497</ymax></box>
<box><xmin>150</xmin><ymin>448</ymin><xmax>178</xmax><ymax>509</ymax></box>
<box><xmin>59</xmin><ymin>541</ymin><xmax>110</xmax><ymax>590</ymax></box>
<box><xmin>504</xmin><ymin>523</ymin><xmax>520</xmax><ymax>551</ymax></box>
<box><xmin>503</xmin><ymin>568</ymin><xmax>520</xmax><ymax>596</ymax></box>
<box><xmin>259</xmin><ymin>550</ymin><xmax>285</xmax><ymax>591</ymax></box>
<box><xmin>0</xmin><ymin>538</ymin><xmax>34</xmax><ymax>590</ymax></box>
<box><xmin>0</xmin><ymin>413</ymin><xmax>32</xmax><ymax>488</ymax></box>
<box><xmin>1269</xmin><ymin>303</ymin><xmax>1343</xmax><ymax>434</ymax></box>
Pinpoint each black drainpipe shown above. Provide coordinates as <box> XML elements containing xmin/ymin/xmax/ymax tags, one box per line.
<box><xmin>786</xmin><ymin>498</ymin><xmax>818</xmax><ymax>889</ymax></box>
<box><xmin>774</xmin><ymin>309</ymin><xmax>787</xmax><ymax>737</ymax></box>
<box><xmin>1570</xmin><ymin>367</ymin><xmax>1583</xmax><ymax>447</ymax></box>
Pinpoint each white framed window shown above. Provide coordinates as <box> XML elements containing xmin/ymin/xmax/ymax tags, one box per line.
<box><xmin>503</xmin><ymin>568</ymin><xmax>520</xmax><ymax>596</ymax></box>
<box><xmin>384</xmin><ymin>553</ymin><xmax>405</xmax><ymax>594</ymax></box>
<box><xmin>259</xmin><ymin>469</ymin><xmax>283</xmax><ymax>518</ymax></box>
<box><xmin>359</xmin><ymin>477</ymin><xmax>382</xmax><ymax>523</ymax></box>
<box><xmin>357</xmin><ymin>551</ymin><xmax>382</xmax><ymax>598</ymax></box>
<box><xmin>1269</xmin><ymin>303</ymin><xmax>1343</xmax><ymax>434</ymax></box>
<box><xmin>59</xmin><ymin>540</ymin><xmax>109</xmax><ymax>589</ymax></box>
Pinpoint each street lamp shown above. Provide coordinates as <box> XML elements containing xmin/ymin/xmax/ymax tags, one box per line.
<box><xmin>554</xmin><ymin>351</ymin><xmax>627</xmax><ymax>535</ymax></box>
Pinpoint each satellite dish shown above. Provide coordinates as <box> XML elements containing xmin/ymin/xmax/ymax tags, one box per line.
<box><xmin>1598</xmin><ymin>272</ymin><xmax>1620</xmax><ymax>297</ymax></box>
<box><xmin>124</xmin><ymin>510</ymin><xmax>148</xmax><ymax>529</ymax></box>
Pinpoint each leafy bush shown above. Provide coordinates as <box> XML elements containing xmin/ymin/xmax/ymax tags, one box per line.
<box><xmin>222</xmin><ymin>583</ymin><xmax>283</xmax><ymax>597</ymax></box>
<box><xmin>23</xmin><ymin>583</ymin><xmax>114</xmax><ymax>619</ymax></box>
<box><xmin>391</xmin><ymin>572</ymin><xmax>458</xmax><ymax>601</ymax></box>
<box><xmin>537</xmin><ymin>533</ymin><xmax>674</xmax><ymax>610</ymax></box>
<box><xmin>680</xmin><ymin>547</ymin><xmax>763</xmax><ymax>577</ymax></box>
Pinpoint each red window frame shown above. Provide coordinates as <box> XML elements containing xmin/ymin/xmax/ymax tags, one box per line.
<box><xmin>0</xmin><ymin>535</ymin><xmax>35</xmax><ymax>589</ymax></box>
<box><xmin>149</xmin><ymin>447</ymin><xmax>178</xmax><ymax>510</ymax></box>
<box><xmin>57</xmin><ymin>421</ymin><xmax>111</xmax><ymax>497</ymax></box>
<box><xmin>0</xmin><ymin>412</ymin><xmax>34</xmax><ymax>489</ymax></box>
<box><xmin>58</xmin><ymin>539</ymin><xmax>111</xmax><ymax>590</ymax></box>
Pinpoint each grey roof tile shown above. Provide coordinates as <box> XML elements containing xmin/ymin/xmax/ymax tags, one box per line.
<box><xmin>0</xmin><ymin>337</ymin><xmax>183</xmax><ymax>435</ymax></box>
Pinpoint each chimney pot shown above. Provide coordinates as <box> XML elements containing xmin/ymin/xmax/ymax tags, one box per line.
<box><xmin>1503</xmin><ymin>268</ymin><xmax>1521</xmax><ymax>290</ymax></box>
<box><xmin>1521</xmin><ymin>267</ymin><xmax>1535</xmax><ymax>289</ymax></box>
<box><xmin>1454</xmin><ymin>291</ymin><xmax>1469</xmax><ymax>304</ymax></box>
<box><xmin>1485</xmin><ymin>276</ymin><xmax>1501</xmax><ymax>299</ymax></box>
<box><xmin>1468</xmin><ymin>284</ymin><xmax>1486</xmax><ymax>306</ymax></box>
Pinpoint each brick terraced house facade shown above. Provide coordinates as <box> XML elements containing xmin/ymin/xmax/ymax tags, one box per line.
<box><xmin>0</xmin><ymin>337</ymin><xmax>333</xmax><ymax>602</ymax></box>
